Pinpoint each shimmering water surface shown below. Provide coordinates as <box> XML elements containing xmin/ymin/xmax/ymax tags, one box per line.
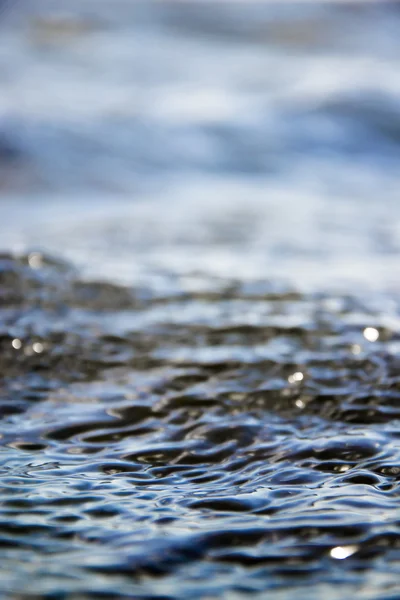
<box><xmin>1</xmin><ymin>1</ymin><xmax>400</xmax><ymax>599</ymax></box>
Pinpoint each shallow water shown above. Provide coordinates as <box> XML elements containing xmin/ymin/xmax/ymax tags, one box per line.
<box><xmin>0</xmin><ymin>1</ymin><xmax>400</xmax><ymax>599</ymax></box>
<box><xmin>1</xmin><ymin>252</ymin><xmax>400</xmax><ymax>599</ymax></box>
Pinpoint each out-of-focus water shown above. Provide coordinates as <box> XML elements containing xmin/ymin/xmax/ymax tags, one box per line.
<box><xmin>0</xmin><ymin>1</ymin><xmax>399</xmax><ymax>599</ymax></box>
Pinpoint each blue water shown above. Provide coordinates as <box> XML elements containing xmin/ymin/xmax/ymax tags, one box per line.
<box><xmin>0</xmin><ymin>2</ymin><xmax>399</xmax><ymax>598</ymax></box>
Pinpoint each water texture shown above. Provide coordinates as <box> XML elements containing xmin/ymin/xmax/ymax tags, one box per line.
<box><xmin>0</xmin><ymin>1</ymin><xmax>400</xmax><ymax>599</ymax></box>
<box><xmin>0</xmin><ymin>253</ymin><xmax>399</xmax><ymax>599</ymax></box>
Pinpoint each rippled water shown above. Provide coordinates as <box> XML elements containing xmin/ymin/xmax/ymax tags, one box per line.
<box><xmin>1</xmin><ymin>253</ymin><xmax>399</xmax><ymax>599</ymax></box>
<box><xmin>1</xmin><ymin>1</ymin><xmax>400</xmax><ymax>599</ymax></box>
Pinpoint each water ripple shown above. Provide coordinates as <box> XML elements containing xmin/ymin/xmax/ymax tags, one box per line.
<box><xmin>0</xmin><ymin>253</ymin><xmax>399</xmax><ymax>598</ymax></box>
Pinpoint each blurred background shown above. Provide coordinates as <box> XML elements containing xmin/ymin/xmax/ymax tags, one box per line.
<box><xmin>1</xmin><ymin>0</ymin><xmax>400</xmax><ymax>292</ymax></box>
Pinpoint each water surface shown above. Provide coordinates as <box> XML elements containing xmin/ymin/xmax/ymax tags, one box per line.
<box><xmin>0</xmin><ymin>2</ymin><xmax>399</xmax><ymax>598</ymax></box>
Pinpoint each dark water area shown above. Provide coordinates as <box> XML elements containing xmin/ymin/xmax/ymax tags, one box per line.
<box><xmin>0</xmin><ymin>252</ymin><xmax>399</xmax><ymax>599</ymax></box>
<box><xmin>1</xmin><ymin>1</ymin><xmax>400</xmax><ymax>599</ymax></box>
